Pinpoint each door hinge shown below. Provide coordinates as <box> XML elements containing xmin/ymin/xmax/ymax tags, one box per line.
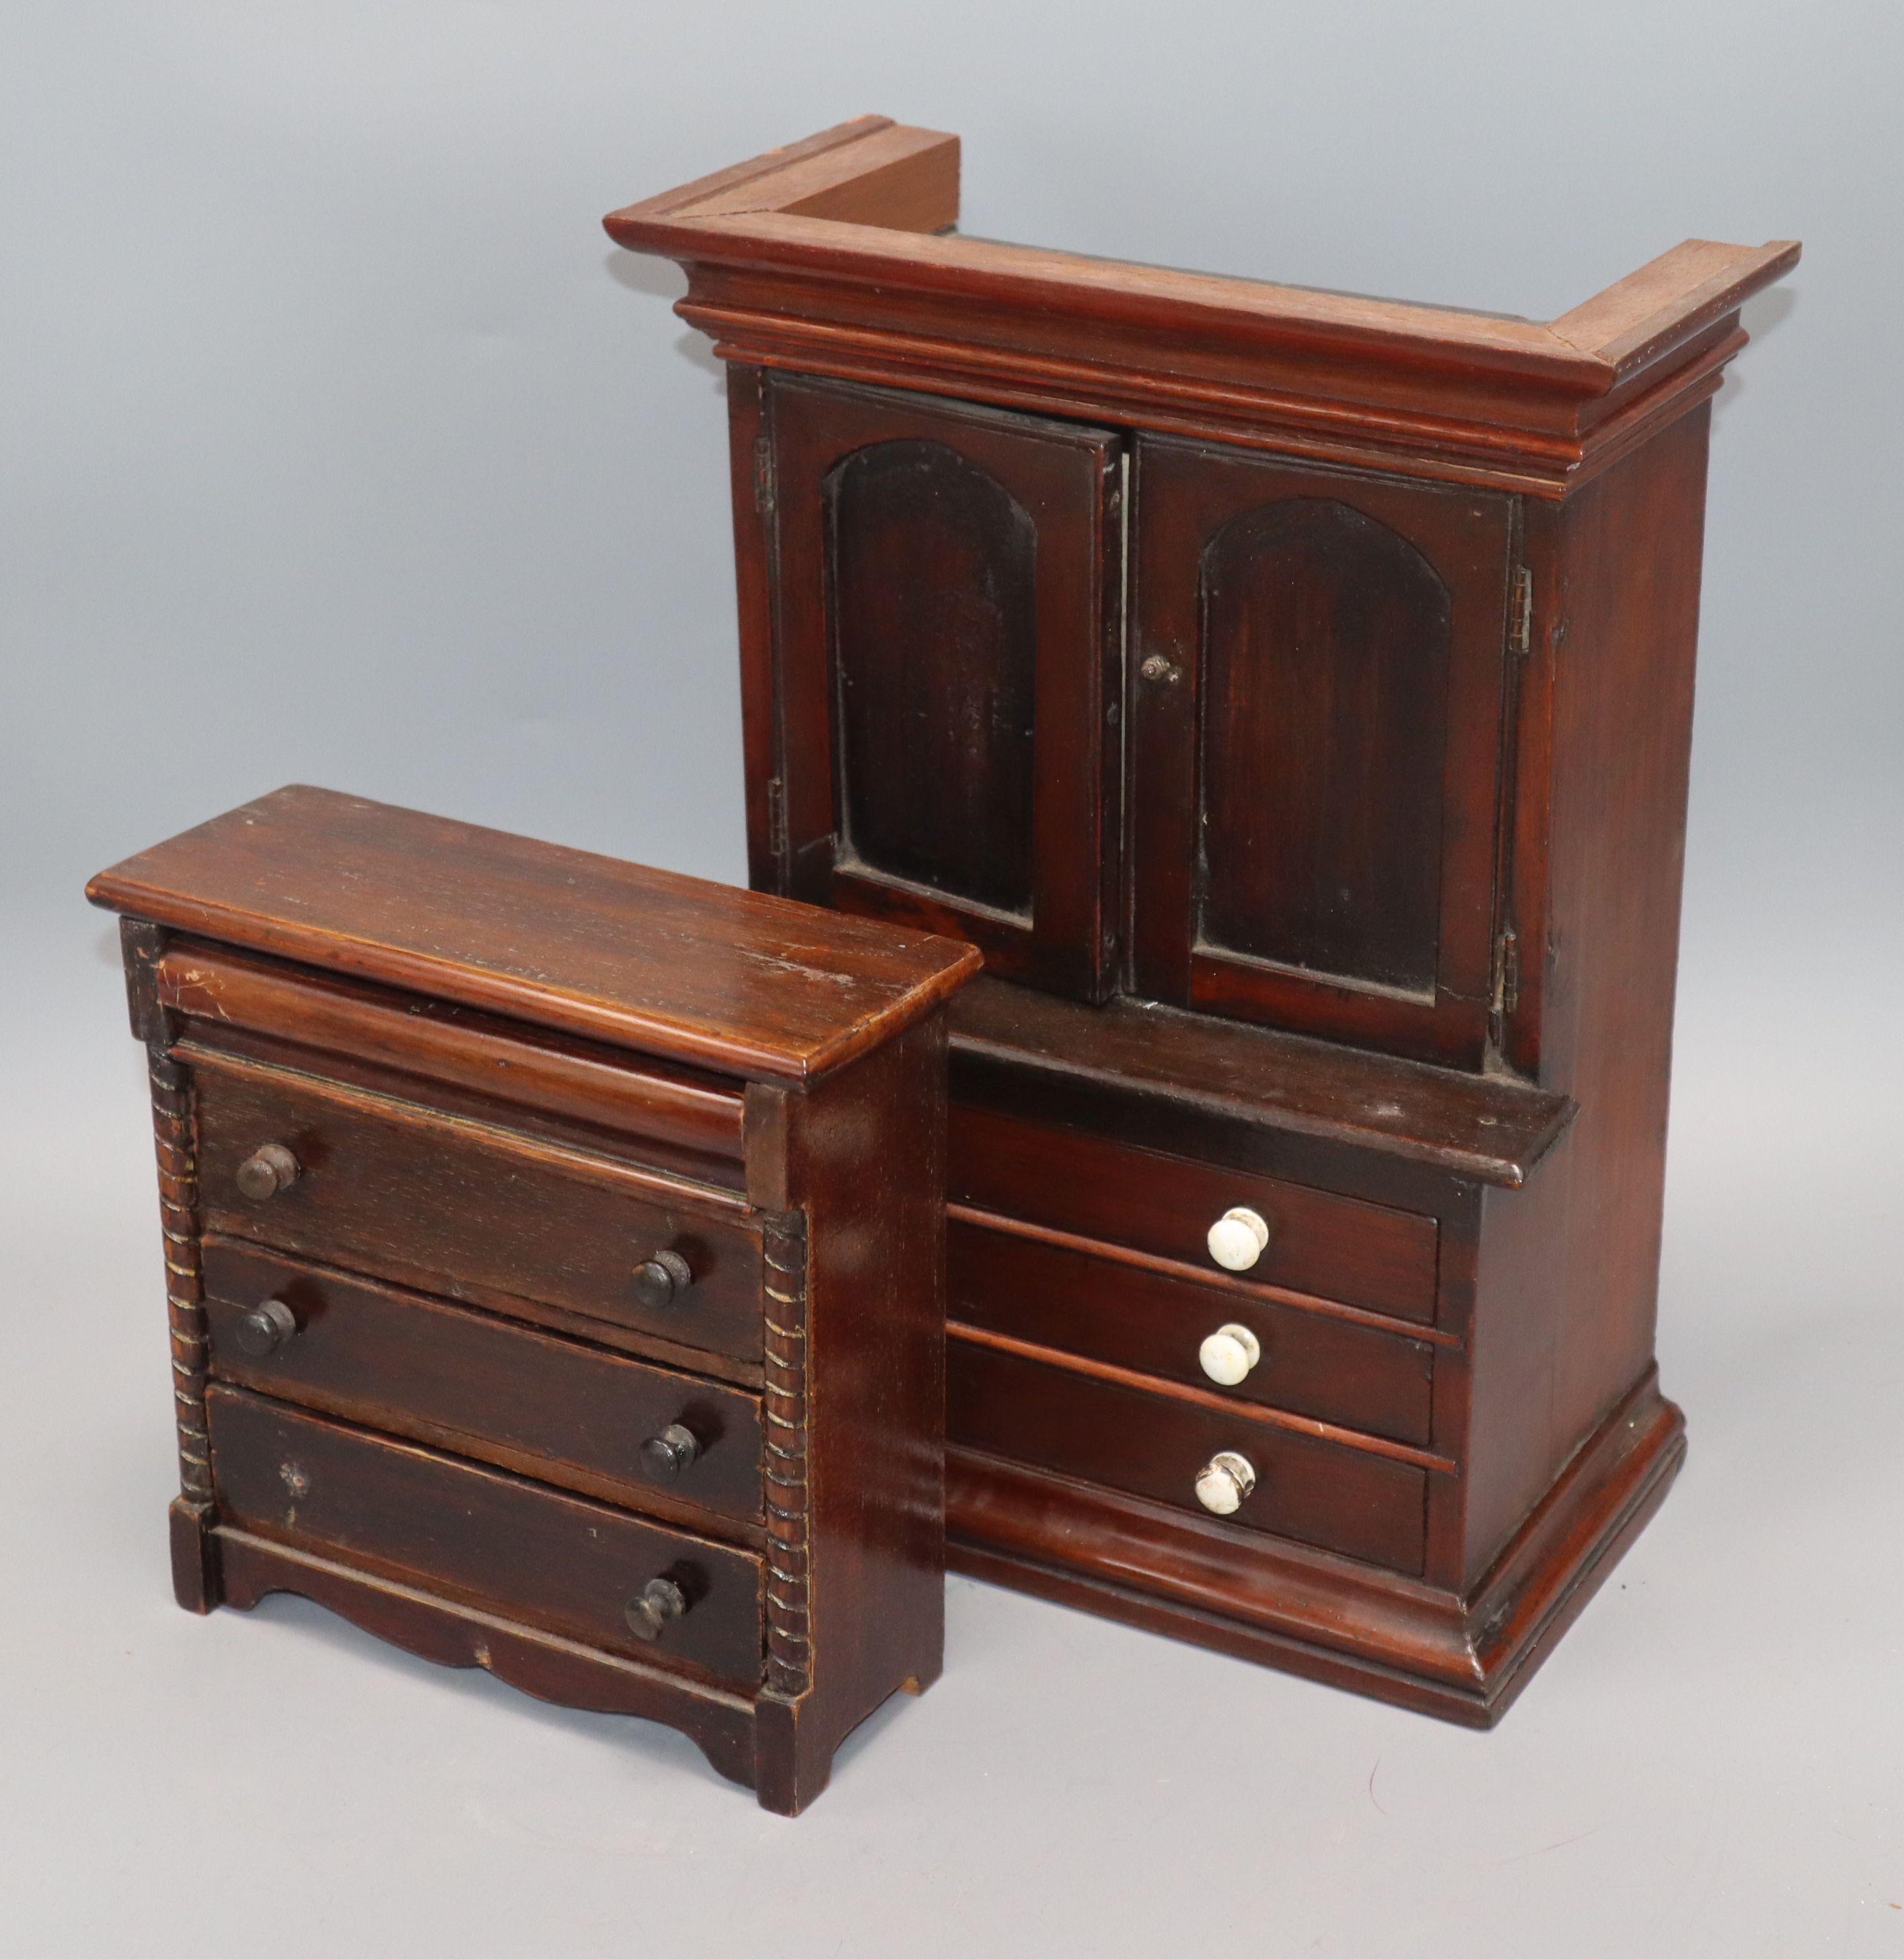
<box><xmin>753</xmin><ymin>435</ymin><xmax>776</xmax><ymax>515</ymax></box>
<box><xmin>1494</xmin><ymin>925</ymin><xmax>1521</xmax><ymax>1018</ymax></box>
<box><xmin>1509</xmin><ymin>566</ymin><xmax>1533</xmax><ymax>657</ymax></box>
<box><xmin>765</xmin><ymin>775</ymin><xmax>788</xmax><ymax>863</ymax></box>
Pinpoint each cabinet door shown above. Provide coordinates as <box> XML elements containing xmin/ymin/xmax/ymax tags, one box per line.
<box><xmin>1130</xmin><ymin>439</ymin><xmax>1514</xmax><ymax>1068</ymax></box>
<box><xmin>764</xmin><ymin>376</ymin><xmax>1124</xmax><ymax>1001</ymax></box>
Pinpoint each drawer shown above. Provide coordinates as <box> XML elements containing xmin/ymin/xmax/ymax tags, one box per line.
<box><xmin>202</xmin><ymin>1241</ymin><xmax>763</xmax><ymax>1524</ymax></box>
<box><xmin>159</xmin><ymin>942</ymin><xmax>749</xmax><ymax>1186</ymax></box>
<box><xmin>949</xmin><ymin>1103</ymin><xmax>1437</xmax><ymax>1324</ymax></box>
<box><xmin>207</xmin><ymin>1386</ymin><xmax>764</xmax><ymax>1684</ymax></box>
<box><xmin>948</xmin><ymin>1341</ymin><xmax>1426</xmax><ymax>1574</ymax></box>
<box><xmin>948</xmin><ymin>1220</ymin><xmax>1436</xmax><ymax>1446</ymax></box>
<box><xmin>192</xmin><ymin>1056</ymin><xmax>766</xmax><ymax>1362</ymax></box>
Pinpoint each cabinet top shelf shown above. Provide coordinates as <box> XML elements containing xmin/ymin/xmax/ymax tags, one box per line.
<box><xmin>949</xmin><ymin>976</ymin><xmax>1573</xmax><ymax>1189</ymax></box>
<box><xmin>606</xmin><ymin>117</ymin><xmax>1799</xmax><ymax>497</ymax></box>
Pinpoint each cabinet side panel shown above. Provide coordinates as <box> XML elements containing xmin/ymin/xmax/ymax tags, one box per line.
<box><xmin>1465</xmin><ymin>1168</ymin><xmax>1568</xmax><ymax>1587</ymax></box>
<box><xmin>1467</xmin><ymin>407</ymin><xmax>1710</xmax><ymax>1581</ymax></box>
<box><xmin>784</xmin><ymin>1018</ymin><xmax>948</xmax><ymax>1751</ymax></box>
<box><xmin>1543</xmin><ymin>407</ymin><xmax>1710</xmax><ymax>1450</ymax></box>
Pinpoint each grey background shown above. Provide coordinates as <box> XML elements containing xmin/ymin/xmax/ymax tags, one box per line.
<box><xmin>4</xmin><ymin>3</ymin><xmax>1899</xmax><ymax>1953</ymax></box>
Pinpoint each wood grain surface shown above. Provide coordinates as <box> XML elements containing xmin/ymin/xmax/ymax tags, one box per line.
<box><xmin>208</xmin><ymin>1387</ymin><xmax>767</xmax><ymax>1684</ymax></box>
<box><xmin>948</xmin><ymin>974</ymin><xmax>1573</xmax><ymax>1188</ymax></box>
<box><xmin>949</xmin><ymin>1102</ymin><xmax>1440</xmax><ymax>1324</ymax></box>
<box><xmin>761</xmin><ymin>376</ymin><xmax>1123</xmax><ymax>998</ymax></box>
<box><xmin>606</xmin><ymin>118</ymin><xmax>1799</xmax><ymax>496</ymax></box>
<box><xmin>189</xmin><ymin>1052</ymin><xmax>771</xmax><ymax>1362</ymax></box>
<box><xmin>203</xmin><ymin>1242</ymin><xmax>768</xmax><ymax>1528</ymax></box>
<box><xmin>87</xmin><ymin>784</ymin><xmax>980</xmax><ymax>1082</ymax></box>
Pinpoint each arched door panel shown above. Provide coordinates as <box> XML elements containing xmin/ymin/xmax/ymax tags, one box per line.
<box><xmin>828</xmin><ymin>440</ymin><xmax>1038</xmax><ymax>915</ymax></box>
<box><xmin>1199</xmin><ymin>496</ymin><xmax>1451</xmax><ymax>995</ymax></box>
<box><xmin>1131</xmin><ymin>439</ymin><xmax>1515</xmax><ymax>1069</ymax></box>
<box><xmin>763</xmin><ymin>376</ymin><xmax>1124</xmax><ymax>1001</ymax></box>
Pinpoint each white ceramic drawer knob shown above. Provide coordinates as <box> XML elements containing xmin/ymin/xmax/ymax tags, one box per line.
<box><xmin>1198</xmin><ymin>1322</ymin><xmax>1261</xmax><ymax>1387</ymax></box>
<box><xmin>1206</xmin><ymin>1206</ymin><xmax>1270</xmax><ymax>1272</ymax></box>
<box><xmin>1194</xmin><ymin>1450</ymin><xmax>1258</xmax><ymax>1516</ymax></box>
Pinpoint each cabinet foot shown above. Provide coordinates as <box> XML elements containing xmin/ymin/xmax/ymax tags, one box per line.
<box><xmin>168</xmin><ymin>1498</ymin><xmax>223</xmax><ymax>1614</ymax></box>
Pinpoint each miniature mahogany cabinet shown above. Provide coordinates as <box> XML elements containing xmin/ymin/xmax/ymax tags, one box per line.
<box><xmin>607</xmin><ymin>119</ymin><xmax>1798</xmax><ymax>1721</ymax></box>
<box><xmin>89</xmin><ymin>785</ymin><xmax>980</xmax><ymax>1812</ymax></box>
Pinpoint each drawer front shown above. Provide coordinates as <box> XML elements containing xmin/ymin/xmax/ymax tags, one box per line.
<box><xmin>948</xmin><ymin>1341</ymin><xmax>1426</xmax><ymax>1574</ymax></box>
<box><xmin>159</xmin><ymin>943</ymin><xmax>748</xmax><ymax>1172</ymax></box>
<box><xmin>207</xmin><ymin>1386</ymin><xmax>764</xmax><ymax>1683</ymax></box>
<box><xmin>193</xmin><ymin>1059</ymin><xmax>765</xmax><ymax>1361</ymax></box>
<box><xmin>949</xmin><ymin>1221</ymin><xmax>1435</xmax><ymax>1446</ymax></box>
<box><xmin>950</xmin><ymin>1103</ymin><xmax>1437</xmax><ymax>1324</ymax></box>
<box><xmin>202</xmin><ymin>1242</ymin><xmax>763</xmax><ymax>1524</ymax></box>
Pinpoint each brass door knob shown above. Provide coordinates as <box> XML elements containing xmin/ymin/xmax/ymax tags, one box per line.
<box><xmin>624</xmin><ymin>1576</ymin><xmax>690</xmax><ymax>1641</ymax></box>
<box><xmin>1198</xmin><ymin>1323</ymin><xmax>1262</xmax><ymax>1387</ymax></box>
<box><xmin>235</xmin><ymin>1297</ymin><xmax>299</xmax><ymax>1358</ymax></box>
<box><xmin>632</xmin><ymin>1248</ymin><xmax>694</xmax><ymax>1311</ymax></box>
<box><xmin>640</xmin><ymin>1422</ymin><xmax>702</xmax><ymax>1482</ymax></box>
<box><xmin>1194</xmin><ymin>1450</ymin><xmax>1258</xmax><ymax>1516</ymax></box>
<box><xmin>235</xmin><ymin>1143</ymin><xmax>301</xmax><ymax>1201</ymax></box>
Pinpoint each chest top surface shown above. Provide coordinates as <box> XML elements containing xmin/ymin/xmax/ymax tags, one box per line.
<box><xmin>87</xmin><ymin>785</ymin><xmax>980</xmax><ymax>1083</ymax></box>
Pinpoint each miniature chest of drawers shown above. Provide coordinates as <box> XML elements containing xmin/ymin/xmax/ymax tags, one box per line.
<box><xmin>89</xmin><ymin>785</ymin><xmax>980</xmax><ymax>1812</ymax></box>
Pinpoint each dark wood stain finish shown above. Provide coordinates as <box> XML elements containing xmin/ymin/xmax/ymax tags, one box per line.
<box><xmin>1461</xmin><ymin>407</ymin><xmax>1720</xmax><ymax>1588</ymax></box>
<box><xmin>202</xmin><ymin>1242</ymin><xmax>768</xmax><ymax>1526</ymax></box>
<box><xmin>93</xmin><ymin>789</ymin><xmax>978</xmax><ymax>1812</ymax></box>
<box><xmin>88</xmin><ymin>783</ymin><xmax>974</xmax><ymax>1083</ymax></box>
<box><xmin>830</xmin><ymin>439</ymin><xmax>1039</xmax><ymax>912</ymax></box>
<box><xmin>209</xmin><ymin>1386</ymin><xmax>768</xmax><ymax>1684</ymax></box>
<box><xmin>949</xmin><ymin>973</ymin><xmax>1572</xmax><ymax>1188</ymax></box>
<box><xmin>189</xmin><ymin>1054</ymin><xmax>770</xmax><ymax>1362</ymax></box>
<box><xmin>949</xmin><ymin>1343</ymin><xmax>1428</xmax><ymax>1574</ymax></box>
<box><xmin>1200</xmin><ymin>495</ymin><xmax>1452</xmax><ymax>990</ymax></box>
<box><xmin>947</xmin><ymin>1368</ymin><xmax>1683</xmax><ymax>1727</ymax></box>
<box><xmin>606</xmin><ymin>117</ymin><xmax>1794</xmax><ymax>498</ymax></box>
<box><xmin>949</xmin><ymin>1221</ymin><xmax>1436</xmax><ymax>1446</ymax></box>
<box><xmin>950</xmin><ymin>1102</ymin><xmax>1440</xmax><ymax>1324</ymax></box>
<box><xmin>1132</xmin><ymin>442</ymin><xmax>1515</xmax><ymax>1066</ymax></box>
<box><xmin>760</xmin><ymin>376</ymin><xmax>1124</xmax><ymax>999</ymax></box>
<box><xmin>609</xmin><ymin>127</ymin><xmax>1801</xmax><ymax>1719</ymax></box>
<box><xmin>754</xmin><ymin>1017</ymin><xmax>952</xmax><ymax>1808</ymax></box>
<box><xmin>159</xmin><ymin>943</ymin><xmax>749</xmax><ymax>1170</ymax></box>
<box><xmin>215</xmin><ymin>1530</ymin><xmax>764</xmax><ymax>1791</ymax></box>
<box><xmin>612</xmin><ymin>120</ymin><xmax>1796</xmax><ymax>1723</ymax></box>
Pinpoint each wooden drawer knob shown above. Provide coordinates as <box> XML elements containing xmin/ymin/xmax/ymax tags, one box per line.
<box><xmin>632</xmin><ymin>1248</ymin><xmax>694</xmax><ymax>1311</ymax></box>
<box><xmin>1206</xmin><ymin>1206</ymin><xmax>1270</xmax><ymax>1272</ymax></box>
<box><xmin>1194</xmin><ymin>1450</ymin><xmax>1258</xmax><ymax>1516</ymax></box>
<box><xmin>624</xmin><ymin>1575</ymin><xmax>690</xmax><ymax>1641</ymax></box>
<box><xmin>640</xmin><ymin>1421</ymin><xmax>702</xmax><ymax>1482</ymax></box>
<box><xmin>235</xmin><ymin>1143</ymin><xmax>301</xmax><ymax>1201</ymax></box>
<box><xmin>1198</xmin><ymin>1322</ymin><xmax>1261</xmax><ymax>1387</ymax></box>
<box><xmin>235</xmin><ymin>1297</ymin><xmax>299</xmax><ymax>1358</ymax></box>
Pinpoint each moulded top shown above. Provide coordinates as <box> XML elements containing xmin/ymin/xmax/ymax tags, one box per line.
<box><xmin>86</xmin><ymin>785</ymin><xmax>982</xmax><ymax>1083</ymax></box>
<box><xmin>606</xmin><ymin>116</ymin><xmax>1800</xmax><ymax>496</ymax></box>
